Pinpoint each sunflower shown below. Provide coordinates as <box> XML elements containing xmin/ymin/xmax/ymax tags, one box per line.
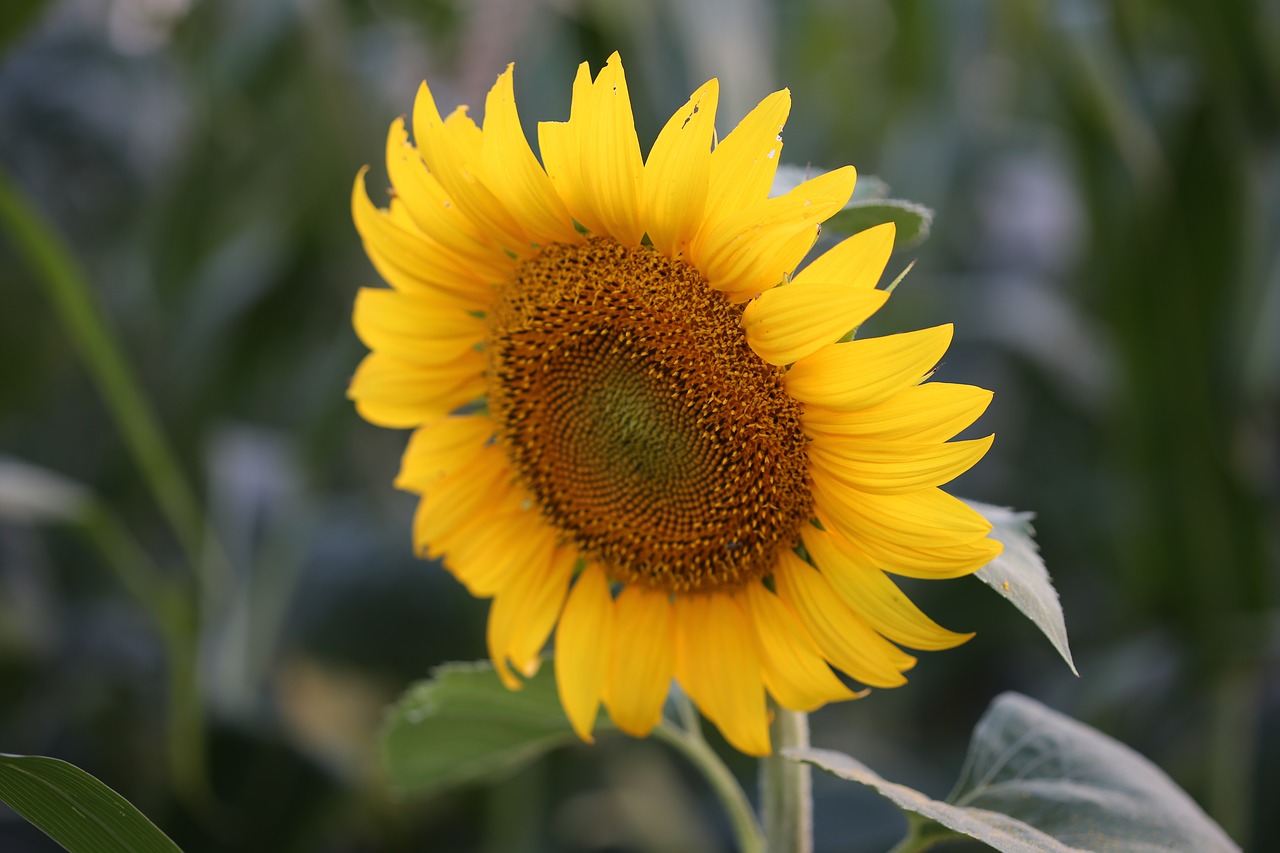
<box><xmin>350</xmin><ymin>53</ymin><xmax>1001</xmax><ymax>756</ymax></box>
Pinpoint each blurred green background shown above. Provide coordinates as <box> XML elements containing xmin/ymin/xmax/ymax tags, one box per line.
<box><xmin>1</xmin><ymin>0</ymin><xmax>1276</xmax><ymax>850</ymax></box>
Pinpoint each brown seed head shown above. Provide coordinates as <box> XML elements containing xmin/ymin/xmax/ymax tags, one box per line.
<box><xmin>488</xmin><ymin>238</ymin><xmax>811</xmax><ymax>592</ymax></box>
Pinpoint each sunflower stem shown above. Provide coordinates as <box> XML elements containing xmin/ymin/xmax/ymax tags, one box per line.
<box><xmin>761</xmin><ymin>706</ymin><xmax>812</xmax><ymax>853</ymax></box>
<box><xmin>652</xmin><ymin>716</ymin><xmax>764</xmax><ymax>853</ymax></box>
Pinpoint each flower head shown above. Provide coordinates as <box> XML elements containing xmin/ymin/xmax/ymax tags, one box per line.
<box><xmin>350</xmin><ymin>53</ymin><xmax>1001</xmax><ymax>755</ymax></box>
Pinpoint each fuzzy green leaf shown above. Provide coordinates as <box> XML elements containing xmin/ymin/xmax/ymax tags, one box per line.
<box><xmin>381</xmin><ymin>660</ymin><xmax>600</xmax><ymax>797</ymax></box>
<box><xmin>791</xmin><ymin>692</ymin><xmax>1239</xmax><ymax>853</ymax></box>
<box><xmin>968</xmin><ymin>500</ymin><xmax>1077</xmax><ymax>675</ymax></box>
<box><xmin>825</xmin><ymin>199</ymin><xmax>934</xmax><ymax>247</ymax></box>
<box><xmin>772</xmin><ymin>165</ymin><xmax>930</xmax><ymax>245</ymax></box>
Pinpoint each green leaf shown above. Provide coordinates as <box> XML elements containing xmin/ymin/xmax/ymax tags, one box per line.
<box><xmin>0</xmin><ymin>754</ymin><xmax>182</xmax><ymax>853</ymax></box>
<box><xmin>381</xmin><ymin>659</ymin><xmax>601</xmax><ymax>797</ymax></box>
<box><xmin>952</xmin><ymin>693</ymin><xmax>1240</xmax><ymax>851</ymax></box>
<box><xmin>790</xmin><ymin>692</ymin><xmax>1240</xmax><ymax>853</ymax></box>
<box><xmin>772</xmin><ymin>165</ymin><xmax>931</xmax><ymax>246</ymax></box>
<box><xmin>790</xmin><ymin>747</ymin><xmax>1067</xmax><ymax>852</ymax></box>
<box><xmin>825</xmin><ymin>200</ymin><xmax>934</xmax><ymax>247</ymax></box>
<box><xmin>967</xmin><ymin>500</ymin><xmax>1077</xmax><ymax>675</ymax></box>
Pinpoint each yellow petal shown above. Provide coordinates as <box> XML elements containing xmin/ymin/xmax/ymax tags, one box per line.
<box><xmin>409</xmin><ymin>445</ymin><xmax>512</xmax><ymax>556</ymax></box>
<box><xmin>441</xmin><ymin>503</ymin><xmax>551</xmax><ymax>597</ymax></box>
<box><xmin>487</xmin><ymin>544</ymin><xmax>575</xmax><ymax>689</ymax></box>
<box><xmin>388</xmin><ymin>194</ymin><xmax>511</xmax><ymax>288</ymax></box>
<box><xmin>353</xmin><ymin>288</ymin><xmax>486</xmax><ymax>367</ymax></box>
<box><xmin>806</xmin><ymin>435</ymin><xmax>995</xmax><ymax>495</ymax></box>
<box><xmin>810</xmin><ymin>481</ymin><xmax>993</xmax><ymax>550</ymax></box>
<box><xmin>801</xmin><ymin>525</ymin><xmax>973</xmax><ymax>651</ymax></box>
<box><xmin>411</xmin><ymin>81</ymin><xmax>528</xmax><ymax>251</ymax></box>
<box><xmin>555</xmin><ymin>564</ymin><xmax>614</xmax><ymax>743</ymax></box>
<box><xmin>580</xmin><ymin>53</ymin><xmax>645</xmax><ymax>245</ymax></box>
<box><xmin>537</xmin><ymin>62</ymin><xmax>606</xmax><ymax>236</ymax></box>
<box><xmin>785</xmin><ymin>325</ymin><xmax>953</xmax><ymax>412</ymax></box>
<box><xmin>742</xmin><ymin>285</ymin><xmax>889</xmax><ymax>366</ymax></box>
<box><xmin>393</xmin><ymin>415</ymin><xmax>495</xmax><ymax>493</ymax></box>
<box><xmin>743</xmin><ymin>583</ymin><xmax>862</xmax><ymax>711</ymax></box>
<box><xmin>726</xmin><ymin>225</ymin><xmax>822</xmax><ymax>306</ymax></box>
<box><xmin>791</xmin><ymin>221</ymin><xmax>896</xmax><ymax>290</ymax></box>
<box><xmin>674</xmin><ymin>593</ymin><xmax>770</xmax><ymax>756</ymax></box>
<box><xmin>443</xmin><ymin>105</ymin><xmax>484</xmax><ymax>151</ymax></box>
<box><xmin>773</xmin><ymin>551</ymin><xmax>914</xmax><ymax>687</ymax></box>
<box><xmin>801</xmin><ymin>382</ymin><xmax>994</xmax><ymax>444</ymax></box>
<box><xmin>352</xmin><ymin>168</ymin><xmax>498</xmax><ymax>306</ymax></box>
<box><xmin>480</xmin><ymin>65</ymin><xmax>579</xmax><ymax>245</ymax></box>
<box><xmin>642</xmin><ymin>79</ymin><xmax>719</xmax><ymax>258</ymax></box>
<box><xmin>814</xmin><ymin>505</ymin><xmax>1002</xmax><ymax>579</ymax></box>
<box><xmin>347</xmin><ymin>351</ymin><xmax>486</xmax><ymax>428</ymax></box>
<box><xmin>704</xmin><ymin>89</ymin><xmax>790</xmax><ymax>225</ymax></box>
<box><xmin>605</xmin><ymin>585</ymin><xmax>675</xmax><ymax>737</ymax></box>
<box><xmin>691</xmin><ymin>166</ymin><xmax>857</xmax><ymax>300</ymax></box>
<box><xmin>383</xmin><ymin>119</ymin><xmax>501</xmax><ymax>270</ymax></box>
<box><xmin>511</xmin><ymin>546</ymin><xmax>579</xmax><ymax>678</ymax></box>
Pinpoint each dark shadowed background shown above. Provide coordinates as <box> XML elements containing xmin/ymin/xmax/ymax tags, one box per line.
<box><xmin>1</xmin><ymin>0</ymin><xmax>1276</xmax><ymax>850</ymax></box>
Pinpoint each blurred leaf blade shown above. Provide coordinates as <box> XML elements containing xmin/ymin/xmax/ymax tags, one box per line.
<box><xmin>825</xmin><ymin>200</ymin><xmax>934</xmax><ymax>247</ymax></box>
<box><xmin>773</xmin><ymin>164</ymin><xmax>890</xmax><ymax>202</ymax></box>
<box><xmin>772</xmin><ymin>165</ymin><xmax>929</xmax><ymax>245</ymax></box>
<box><xmin>968</xmin><ymin>500</ymin><xmax>1077</xmax><ymax>675</ymax></box>
<box><xmin>848</xmin><ymin>174</ymin><xmax>891</xmax><ymax>202</ymax></box>
<box><xmin>381</xmin><ymin>660</ymin><xmax>600</xmax><ymax>798</ymax></box>
<box><xmin>790</xmin><ymin>692</ymin><xmax>1240</xmax><ymax>853</ymax></box>
<box><xmin>0</xmin><ymin>167</ymin><xmax>210</xmax><ymax>575</ymax></box>
<box><xmin>0</xmin><ymin>754</ymin><xmax>183</xmax><ymax>853</ymax></box>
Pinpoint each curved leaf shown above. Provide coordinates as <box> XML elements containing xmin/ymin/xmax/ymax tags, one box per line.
<box><xmin>0</xmin><ymin>754</ymin><xmax>182</xmax><ymax>853</ymax></box>
<box><xmin>789</xmin><ymin>692</ymin><xmax>1240</xmax><ymax>853</ymax></box>
<box><xmin>381</xmin><ymin>660</ymin><xmax>604</xmax><ymax>797</ymax></box>
<box><xmin>772</xmin><ymin>164</ymin><xmax>932</xmax><ymax>246</ymax></box>
<box><xmin>967</xmin><ymin>500</ymin><xmax>1077</xmax><ymax>675</ymax></box>
<box><xmin>950</xmin><ymin>693</ymin><xmax>1238</xmax><ymax>852</ymax></box>
<box><xmin>826</xmin><ymin>200</ymin><xmax>934</xmax><ymax>247</ymax></box>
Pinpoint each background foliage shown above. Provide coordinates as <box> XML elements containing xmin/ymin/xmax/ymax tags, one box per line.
<box><xmin>1</xmin><ymin>0</ymin><xmax>1275</xmax><ymax>850</ymax></box>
